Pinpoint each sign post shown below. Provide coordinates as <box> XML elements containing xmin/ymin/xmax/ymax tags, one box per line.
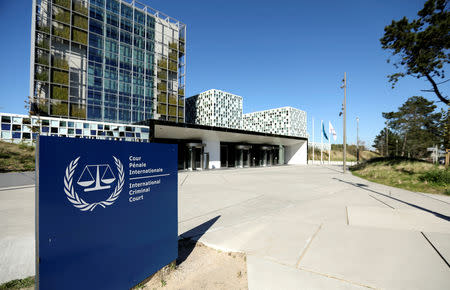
<box><xmin>36</xmin><ymin>136</ymin><xmax>178</xmax><ymax>290</ymax></box>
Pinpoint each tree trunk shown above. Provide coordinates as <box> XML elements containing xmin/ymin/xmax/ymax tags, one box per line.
<box><xmin>425</xmin><ymin>73</ymin><xmax>449</xmax><ymax>105</ymax></box>
<box><xmin>401</xmin><ymin>133</ymin><xmax>407</xmax><ymax>157</ymax></box>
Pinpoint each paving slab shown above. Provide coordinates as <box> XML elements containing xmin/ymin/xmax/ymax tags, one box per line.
<box><xmin>299</xmin><ymin>224</ymin><xmax>450</xmax><ymax>290</ymax></box>
<box><xmin>247</xmin><ymin>255</ymin><xmax>366</xmax><ymax>290</ymax></box>
<box><xmin>348</xmin><ymin>206</ymin><xmax>450</xmax><ymax>233</ymax></box>
<box><xmin>0</xmin><ymin>187</ymin><xmax>35</xmax><ymax>284</ymax></box>
<box><xmin>423</xmin><ymin>231</ymin><xmax>450</xmax><ymax>266</ymax></box>
<box><xmin>194</xmin><ymin>215</ymin><xmax>320</xmax><ymax>266</ymax></box>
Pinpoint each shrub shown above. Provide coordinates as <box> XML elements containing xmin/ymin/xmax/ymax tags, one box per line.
<box><xmin>73</xmin><ymin>1</ymin><xmax>88</xmax><ymax>15</ymax></box>
<box><xmin>36</xmin><ymin>39</ymin><xmax>49</xmax><ymax>50</ymax></box>
<box><xmin>52</xmin><ymin>57</ymin><xmax>69</xmax><ymax>70</ymax></box>
<box><xmin>419</xmin><ymin>169</ymin><xmax>450</xmax><ymax>185</ymax></box>
<box><xmin>73</xmin><ymin>15</ymin><xmax>88</xmax><ymax>30</ymax></box>
<box><xmin>72</xmin><ymin>29</ymin><xmax>87</xmax><ymax>44</ymax></box>
<box><xmin>37</xmin><ymin>55</ymin><xmax>49</xmax><ymax>66</ymax></box>
<box><xmin>52</xmin><ymin>70</ymin><xmax>68</xmax><ymax>85</ymax></box>
<box><xmin>53</xmin><ymin>9</ymin><xmax>70</xmax><ymax>24</ymax></box>
<box><xmin>51</xmin><ymin>86</ymin><xmax>68</xmax><ymax>100</ymax></box>
<box><xmin>35</xmin><ymin>71</ymin><xmax>49</xmax><ymax>82</ymax></box>
<box><xmin>52</xmin><ymin>24</ymin><xmax>70</xmax><ymax>39</ymax></box>
<box><xmin>54</xmin><ymin>0</ymin><xmax>70</xmax><ymax>9</ymax></box>
<box><xmin>70</xmin><ymin>105</ymin><xmax>86</xmax><ymax>118</ymax></box>
<box><xmin>51</xmin><ymin>102</ymin><xmax>68</xmax><ymax>116</ymax></box>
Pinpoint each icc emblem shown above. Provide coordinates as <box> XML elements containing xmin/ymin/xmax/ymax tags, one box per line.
<box><xmin>63</xmin><ymin>156</ymin><xmax>124</xmax><ymax>211</ymax></box>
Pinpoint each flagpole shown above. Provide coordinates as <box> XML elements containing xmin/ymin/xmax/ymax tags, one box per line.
<box><xmin>312</xmin><ymin>118</ymin><xmax>315</xmax><ymax>164</ymax></box>
<box><xmin>321</xmin><ymin>120</ymin><xmax>323</xmax><ymax>164</ymax></box>
<box><xmin>328</xmin><ymin>122</ymin><xmax>331</xmax><ymax>165</ymax></box>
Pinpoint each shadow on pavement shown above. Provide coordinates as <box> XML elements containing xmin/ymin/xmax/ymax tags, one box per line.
<box><xmin>333</xmin><ymin>178</ymin><xmax>450</xmax><ymax>222</ymax></box>
<box><xmin>177</xmin><ymin>215</ymin><xmax>220</xmax><ymax>265</ymax></box>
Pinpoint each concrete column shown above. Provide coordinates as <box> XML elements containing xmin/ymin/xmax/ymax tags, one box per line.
<box><xmin>285</xmin><ymin>141</ymin><xmax>307</xmax><ymax>165</ymax></box>
<box><xmin>204</xmin><ymin>140</ymin><xmax>220</xmax><ymax>169</ymax></box>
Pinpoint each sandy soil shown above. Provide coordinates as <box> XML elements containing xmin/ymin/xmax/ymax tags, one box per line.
<box><xmin>141</xmin><ymin>239</ymin><xmax>248</xmax><ymax>290</ymax></box>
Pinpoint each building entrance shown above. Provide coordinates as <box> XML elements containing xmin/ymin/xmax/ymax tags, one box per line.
<box><xmin>186</xmin><ymin>143</ymin><xmax>205</xmax><ymax>170</ymax></box>
<box><xmin>235</xmin><ymin>145</ymin><xmax>252</xmax><ymax>168</ymax></box>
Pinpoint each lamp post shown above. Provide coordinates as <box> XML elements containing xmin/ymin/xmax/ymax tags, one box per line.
<box><xmin>356</xmin><ymin>117</ymin><xmax>359</xmax><ymax>163</ymax></box>
<box><xmin>341</xmin><ymin>73</ymin><xmax>347</xmax><ymax>173</ymax></box>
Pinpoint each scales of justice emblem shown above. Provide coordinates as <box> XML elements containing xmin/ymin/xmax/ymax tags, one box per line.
<box><xmin>77</xmin><ymin>164</ymin><xmax>116</xmax><ymax>192</ymax></box>
<box><xmin>64</xmin><ymin>156</ymin><xmax>125</xmax><ymax>211</ymax></box>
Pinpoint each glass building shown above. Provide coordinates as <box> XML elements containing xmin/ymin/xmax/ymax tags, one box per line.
<box><xmin>30</xmin><ymin>0</ymin><xmax>186</xmax><ymax>124</ymax></box>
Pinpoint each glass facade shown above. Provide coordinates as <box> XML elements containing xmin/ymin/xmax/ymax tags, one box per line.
<box><xmin>31</xmin><ymin>0</ymin><xmax>186</xmax><ymax>124</ymax></box>
<box><xmin>0</xmin><ymin>113</ymin><xmax>149</xmax><ymax>144</ymax></box>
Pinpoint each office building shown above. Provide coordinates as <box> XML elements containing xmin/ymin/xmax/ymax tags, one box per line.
<box><xmin>185</xmin><ymin>89</ymin><xmax>243</xmax><ymax>129</ymax></box>
<box><xmin>31</xmin><ymin>0</ymin><xmax>186</xmax><ymax>124</ymax></box>
<box><xmin>243</xmin><ymin>107</ymin><xmax>307</xmax><ymax>138</ymax></box>
<box><xmin>0</xmin><ymin>112</ymin><xmax>149</xmax><ymax>144</ymax></box>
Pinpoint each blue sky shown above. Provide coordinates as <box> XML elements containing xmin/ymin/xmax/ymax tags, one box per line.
<box><xmin>0</xmin><ymin>0</ymin><xmax>447</xmax><ymax>148</ymax></box>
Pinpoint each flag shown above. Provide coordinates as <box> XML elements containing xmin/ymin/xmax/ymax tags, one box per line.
<box><xmin>329</xmin><ymin>121</ymin><xmax>337</xmax><ymax>141</ymax></box>
<box><xmin>322</xmin><ymin>122</ymin><xmax>328</xmax><ymax>141</ymax></box>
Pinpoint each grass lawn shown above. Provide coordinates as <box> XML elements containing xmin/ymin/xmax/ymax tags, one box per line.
<box><xmin>0</xmin><ymin>141</ymin><xmax>35</xmax><ymax>173</ymax></box>
<box><xmin>0</xmin><ymin>276</ymin><xmax>34</xmax><ymax>290</ymax></box>
<box><xmin>350</xmin><ymin>157</ymin><xmax>449</xmax><ymax>195</ymax></box>
<box><xmin>309</xmin><ymin>149</ymin><xmax>380</xmax><ymax>162</ymax></box>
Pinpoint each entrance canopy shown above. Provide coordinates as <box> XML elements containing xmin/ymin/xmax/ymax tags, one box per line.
<box><xmin>147</xmin><ymin>120</ymin><xmax>307</xmax><ymax>146</ymax></box>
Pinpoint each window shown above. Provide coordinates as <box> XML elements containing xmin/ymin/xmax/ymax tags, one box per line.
<box><xmin>106</xmin><ymin>0</ymin><xmax>119</xmax><ymax>14</ymax></box>
<box><xmin>105</xmin><ymin>25</ymin><xmax>118</xmax><ymax>40</ymax></box>
<box><xmin>106</xmin><ymin>12</ymin><xmax>119</xmax><ymax>27</ymax></box>
<box><xmin>89</xmin><ymin>6</ymin><xmax>104</xmax><ymax>22</ymax></box>
<box><xmin>121</xmin><ymin>3</ymin><xmax>133</xmax><ymax>20</ymax></box>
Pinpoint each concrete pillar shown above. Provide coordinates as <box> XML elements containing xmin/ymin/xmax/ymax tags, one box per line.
<box><xmin>285</xmin><ymin>141</ymin><xmax>307</xmax><ymax>165</ymax></box>
<box><xmin>204</xmin><ymin>140</ymin><xmax>220</xmax><ymax>169</ymax></box>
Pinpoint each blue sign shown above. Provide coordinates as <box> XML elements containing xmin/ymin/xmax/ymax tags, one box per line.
<box><xmin>37</xmin><ymin>136</ymin><xmax>178</xmax><ymax>290</ymax></box>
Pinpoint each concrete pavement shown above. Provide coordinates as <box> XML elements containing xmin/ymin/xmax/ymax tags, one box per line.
<box><xmin>1</xmin><ymin>165</ymin><xmax>449</xmax><ymax>288</ymax></box>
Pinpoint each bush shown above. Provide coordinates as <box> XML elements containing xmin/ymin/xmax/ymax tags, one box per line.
<box><xmin>72</xmin><ymin>29</ymin><xmax>87</xmax><ymax>45</ymax></box>
<box><xmin>73</xmin><ymin>15</ymin><xmax>88</xmax><ymax>30</ymax></box>
<box><xmin>52</xmin><ymin>70</ymin><xmax>68</xmax><ymax>84</ymax></box>
<box><xmin>53</xmin><ymin>9</ymin><xmax>70</xmax><ymax>24</ymax></box>
<box><xmin>54</xmin><ymin>0</ymin><xmax>70</xmax><ymax>9</ymax></box>
<box><xmin>52</xmin><ymin>57</ymin><xmax>69</xmax><ymax>70</ymax></box>
<box><xmin>51</xmin><ymin>86</ymin><xmax>68</xmax><ymax>100</ymax></box>
<box><xmin>419</xmin><ymin>169</ymin><xmax>450</xmax><ymax>185</ymax></box>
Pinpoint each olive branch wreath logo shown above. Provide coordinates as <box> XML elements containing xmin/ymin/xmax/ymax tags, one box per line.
<box><xmin>63</xmin><ymin>156</ymin><xmax>124</xmax><ymax>211</ymax></box>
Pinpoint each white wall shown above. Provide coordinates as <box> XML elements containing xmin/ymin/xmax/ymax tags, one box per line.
<box><xmin>285</xmin><ymin>141</ymin><xmax>307</xmax><ymax>165</ymax></box>
<box><xmin>204</xmin><ymin>139</ymin><xmax>221</xmax><ymax>169</ymax></box>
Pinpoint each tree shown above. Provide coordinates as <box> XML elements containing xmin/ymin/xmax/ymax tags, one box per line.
<box><xmin>382</xmin><ymin>96</ymin><xmax>442</xmax><ymax>158</ymax></box>
<box><xmin>380</xmin><ymin>0</ymin><xmax>450</xmax><ymax>105</ymax></box>
<box><xmin>373</xmin><ymin>129</ymin><xmax>401</xmax><ymax>156</ymax></box>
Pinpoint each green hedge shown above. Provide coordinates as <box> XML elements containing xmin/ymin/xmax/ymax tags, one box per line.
<box><xmin>72</xmin><ymin>28</ymin><xmax>87</xmax><ymax>44</ymax></box>
<box><xmin>157</xmin><ymin>82</ymin><xmax>167</xmax><ymax>91</ymax></box>
<box><xmin>53</xmin><ymin>57</ymin><xmax>69</xmax><ymax>70</ymax></box>
<box><xmin>36</xmin><ymin>39</ymin><xmax>49</xmax><ymax>50</ymax></box>
<box><xmin>35</xmin><ymin>71</ymin><xmax>49</xmax><ymax>82</ymax></box>
<box><xmin>51</xmin><ymin>86</ymin><xmax>68</xmax><ymax>100</ymax></box>
<box><xmin>73</xmin><ymin>15</ymin><xmax>88</xmax><ymax>30</ymax></box>
<box><xmin>37</xmin><ymin>24</ymin><xmax>50</xmax><ymax>34</ymax></box>
<box><xmin>51</xmin><ymin>102</ymin><xmax>68</xmax><ymax>116</ymax></box>
<box><xmin>54</xmin><ymin>0</ymin><xmax>70</xmax><ymax>9</ymax></box>
<box><xmin>70</xmin><ymin>104</ymin><xmax>86</xmax><ymax>118</ymax></box>
<box><xmin>52</xmin><ymin>70</ymin><xmax>68</xmax><ymax>85</ymax></box>
<box><xmin>53</xmin><ymin>9</ymin><xmax>70</xmax><ymax>24</ymax></box>
<box><xmin>73</xmin><ymin>1</ymin><xmax>88</xmax><ymax>15</ymax></box>
<box><xmin>36</xmin><ymin>56</ymin><xmax>49</xmax><ymax>66</ymax></box>
<box><xmin>419</xmin><ymin>169</ymin><xmax>450</xmax><ymax>185</ymax></box>
<box><xmin>53</xmin><ymin>24</ymin><xmax>70</xmax><ymax>39</ymax></box>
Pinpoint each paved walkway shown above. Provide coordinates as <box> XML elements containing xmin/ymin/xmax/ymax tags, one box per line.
<box><xmin>1</xmin><ymin>165</ymin><xmax>449</xmax><ymax>288</ymax></box>
<box><xmin>177</xmin><ymin>166</ymin><xmax>450</xmax><ymax>289</ymax></box>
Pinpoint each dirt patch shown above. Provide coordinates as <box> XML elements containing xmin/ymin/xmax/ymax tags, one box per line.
<box><xmin>141</xmin><ymin>239</ymin><xmax>247</xmax><ymax>290</ymax></box>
